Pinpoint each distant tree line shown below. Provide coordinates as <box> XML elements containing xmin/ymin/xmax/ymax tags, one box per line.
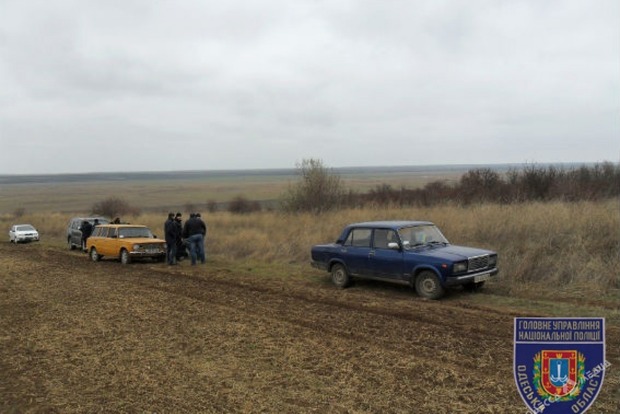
<box><xmin>281</xmin><ymin>160</ymin><xmax>620</xmax><ymax>212</ymax></box>
<box><xmin>88</xmin><ymin>161</ymin><xmax>619</xmax><ymax>216</ymax></box>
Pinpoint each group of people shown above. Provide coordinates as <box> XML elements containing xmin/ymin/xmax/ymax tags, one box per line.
<box><xmin>164</xmin><ymin>212</ymin><xmax>207</xmax><ymax>266</ymax></box>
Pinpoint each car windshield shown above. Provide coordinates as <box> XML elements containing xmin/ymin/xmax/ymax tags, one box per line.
<box><xmin>118</xmin><ymin>227</ymin><xmax>153</xmax><ymax>238</ymax></box>
<box><xmin>16</xmin><ymin>225</ymin><xmax>35</xmax><ymax>231</ymax></box>
<box><xmin>398</xmin><ymin>225</ymin><xmax>448</xmax><ymax>248</ymax></box>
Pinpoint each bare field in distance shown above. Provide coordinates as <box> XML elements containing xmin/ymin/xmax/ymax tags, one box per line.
<box><xmin>0</xmin><ymin>166</ymin><xmax>466</xmax><ymax>214</ymax></box>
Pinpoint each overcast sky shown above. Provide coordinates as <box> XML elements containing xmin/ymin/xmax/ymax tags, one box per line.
<box><xmin>1</xmin><ymin>0</ymin><xmax>618</xmax><ymax>174</ymax></box>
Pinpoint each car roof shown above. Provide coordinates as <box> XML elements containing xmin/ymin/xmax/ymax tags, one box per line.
<box><xmin>97</xmin><ymin>224</ymin><xmax>146</xmax><ymax>228</ymax></box>
<box><xmin>347</xmin><ymin>220</ymin><xmax>434</xmax><ymax>229</ymax></box>
<box><xmin>73</xmin><ymin>217</ymin><xmax>108</xmax><ymax>221</ymax></box>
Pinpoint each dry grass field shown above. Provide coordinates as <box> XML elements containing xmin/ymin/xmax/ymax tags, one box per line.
<box><xmin>1</xmin><ymin>171</ymin><xmax>619</xmax><ymax>413</ymax></box>
<box><xmin>2</xmin><ymin>243</ymin><xmax>618</xmax><ymax>413</ymax></box>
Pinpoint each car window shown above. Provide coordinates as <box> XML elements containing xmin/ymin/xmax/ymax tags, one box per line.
<box><xmin>17</xmin><ymin>225</ymin><xmax>35</xmax><ymax>231</ymax></box>
<box><xmin>119</xmin><ymin>227</ymin><xmax>153</xmax><ymax>238</ymax></box>
<box><xmin>343</xmin><ymin>228</ymin><xmax>372</xmax><ymax>247</ymax></box>
<box><xmin>92</xmin><ymin>227</ymin><xmax>106</xmax><ymax>237</ymax></box>
<box><xmin>108</xmin><ymin>227</ymin><xmax>118</xmax><ymax>238</ymax></box>
<box><xmin>97</xmin><ymin>227</ymin><xmax>109</xmax><ymax>237</ymax></box>
<box><xmin>399</xmin><ymin>225</ymin><xmax>448</xmax><ymax>247</ymax></box>
<box><xmin>373</xmin><ymin>229</ymin><xmax>398</xmax><ymax>249</ymax></box>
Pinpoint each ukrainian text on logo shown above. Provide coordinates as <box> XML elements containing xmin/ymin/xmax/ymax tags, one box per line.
<box><xmin>514</xmin><ymin>317</ymin><xmax>605</xmax><ymax>414</ymax></box>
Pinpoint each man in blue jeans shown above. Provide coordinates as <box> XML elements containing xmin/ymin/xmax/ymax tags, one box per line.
<box><xmin>182</xmin><ymin>213</ymin><xmax>206</xmax><ymax>265</ymax></box>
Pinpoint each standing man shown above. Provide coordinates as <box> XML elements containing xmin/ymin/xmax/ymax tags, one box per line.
<box><xmin>79</xmin><ymin>220</ymin><xmax>93</xmax><ymax>252</ymax></box>
<box><xmin>174</xmin><ymin>212</ymin><xmax>186</xmax><ymax>262</ymax></box>
<box><xmin>164</xmin><ymin>212</ymin><xmax>177</xmax><ymax>265</ymax></box>
<box><xmin>182</xmin><ymin>212</ymin><xmax>206</xmax><ymax>265</ymax></box>
<box><xmin>195</xmin><ymin>213</ymin><xmax>207</xmax><ymax>261</ymax></box>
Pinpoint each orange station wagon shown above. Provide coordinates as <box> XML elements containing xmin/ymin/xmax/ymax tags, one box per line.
<box><xmin>86</xmin><ymin>224</ymin><xmax>166</xmax><ymax>264</ymax></box>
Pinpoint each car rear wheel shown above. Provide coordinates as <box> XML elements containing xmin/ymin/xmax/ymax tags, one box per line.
<box><xmin>331</xmin><ymin>263</ymin><xmax>351</xmax><ymax>288</ymax></box>
<box><xmin>90</xmin><ymin>248</ymin><xmax>101</xmax><ymax>262</ymax></box>
<box><xmin>120</xmin><ymin>249</ymin><xmax>131</xmax><ymax>265</ymax></box>
<box><xmin>415</xmin><ymin>271</ymin><xmax>445</xmax><ymax>300</ymax></box>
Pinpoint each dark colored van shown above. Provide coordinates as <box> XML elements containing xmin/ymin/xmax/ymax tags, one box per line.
<box><xmin>66</xmin><ymin>216</ymin><xmax>109</xmax><ymax>251</ymax></box>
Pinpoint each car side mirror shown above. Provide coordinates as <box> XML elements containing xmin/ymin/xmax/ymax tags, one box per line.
<box><xmin>388</xmin><ymin>242</ymin><xmax>400</xmax><ymax>250</ymax></box>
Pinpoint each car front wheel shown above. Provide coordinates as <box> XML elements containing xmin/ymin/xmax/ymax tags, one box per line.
<box><xmin>331</xmin><ymin>263</ymin><xmax>351</xmax><ymax>288</ymax></box>
<box><xmin>415</xmin><ymin>271</ymin><xmax>445</xmax><ymax>300</ymax></box>
<box><xmin>68</xmin><ymin>237</ymin><xmax>76</xmax><ymax>250</ymax></box>
<box><xmin>90</xmin><ymin>248</ymin><xmax>101</xmax><ymax>262</ymax></box>
<box><xmin>120</xmin><ymin>249</ymin><xmax>131</xmax><ymax>265</ymax></box>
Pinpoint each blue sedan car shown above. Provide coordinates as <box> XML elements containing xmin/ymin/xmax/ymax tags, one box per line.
<box><xmin>311</xmin><ymin>221</ymin><xmax>498</xmax><ymax>299</ymax></box>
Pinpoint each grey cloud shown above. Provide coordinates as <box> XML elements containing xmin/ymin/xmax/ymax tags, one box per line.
<box><xmin>0</xmin><ymin>0</ymin><xmax>618</xmax><ymax>174</ymax></box>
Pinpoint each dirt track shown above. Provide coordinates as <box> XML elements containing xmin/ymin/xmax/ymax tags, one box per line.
<box><xmin>1</xmin><ymin>242</ymin><xmax>618</xmax><ymax>413</ymax></box>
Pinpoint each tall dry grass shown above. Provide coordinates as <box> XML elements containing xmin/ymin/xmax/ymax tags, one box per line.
<box><xmin>2</xmin><ymin>200</ymin><xmax>618</xmax><ymax>299</ymax></box>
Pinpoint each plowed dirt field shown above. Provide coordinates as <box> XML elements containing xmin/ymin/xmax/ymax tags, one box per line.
<box><xmin>1</xmin><ymin>242</ymin><xmax>618</xmax><ymax>413</ymax></box>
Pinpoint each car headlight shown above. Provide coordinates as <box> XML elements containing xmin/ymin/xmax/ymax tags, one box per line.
<box><xmin>453</xmin><ymin>261</ymin><xmax>468</xmax><ymax>273</ymax></box>
<box><xmin>133</xmin><ymin>245</ymin><xmax>141</xmax><ymax>251</ymax></box>
<box><xmin>488</xmin><ymin>255</ymin><xmax>497</xmax><ymax>267</ymax></box>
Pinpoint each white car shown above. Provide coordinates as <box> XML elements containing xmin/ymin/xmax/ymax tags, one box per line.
<box><xmin>9</xmin><ymin>224</ymin><xmax>40</xmax><ymax>243</ymax></box>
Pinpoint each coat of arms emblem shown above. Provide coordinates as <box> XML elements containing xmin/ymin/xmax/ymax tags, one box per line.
<box><xmin>514</xmin><ymin>317</ymin><xmax>606</xmax><ymax>413</ymax></box>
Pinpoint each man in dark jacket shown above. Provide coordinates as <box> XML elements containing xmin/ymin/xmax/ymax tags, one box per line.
<box><xmin>174</xmin><ymin>212</ymin><xmax>187</xmax><ymax>261</ymax></box>
<box><xmin>164</xmin><ymin>212</ymin><xmax>179</xmax><ymax>265</ymax></box>
<box><xmin>79</xmin><ymin>220</ymin><xmax>93</xmax><ymax>252</ymax></box>
<box><xmin>182</xmin><ymin>212</ymin><xmax>206</xmax><ymax>265</ymax></box>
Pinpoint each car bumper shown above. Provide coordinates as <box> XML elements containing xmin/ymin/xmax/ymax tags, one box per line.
<box><xmin>15</xmin><ymin>236</ymin><xmax>39</xmax><ymax>242</ymax></box>
<box><xmin>130</xmin><ymin>251</ymin><xmax>165</xmax><ymax>257</ymax></box>
<box><xmin>444</xmin><ymin>268</ymin><xmax>498</xmax><ymax>286</ymax></box>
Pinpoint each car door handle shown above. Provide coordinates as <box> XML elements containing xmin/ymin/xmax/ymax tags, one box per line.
<box><xmin>368</xmin><ymin>251</ymin><xmax>375</xmax><ymax>257</ymax></box>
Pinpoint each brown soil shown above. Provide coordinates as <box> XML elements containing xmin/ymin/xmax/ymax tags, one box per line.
<box><xmin>1</xmin><ymin>242</ymin><xmax>618</xmax><ymax>413</ymax></box>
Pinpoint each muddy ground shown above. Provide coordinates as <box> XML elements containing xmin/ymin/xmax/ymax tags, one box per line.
<box><xmin>1</xmin><ymin>242</ymin><xmax>618</xmax><ymax>413</ymax></box>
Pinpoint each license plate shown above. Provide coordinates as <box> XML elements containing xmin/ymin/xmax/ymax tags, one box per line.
<box><xmin>146</xmin><ymin>249</ymin><xmax>160</xmax><ymax>254</ymax></box>
<box><xmin>474</xmin><ymin>274</ymin><xmax>491</xmax><ymax>283</ymax></box>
